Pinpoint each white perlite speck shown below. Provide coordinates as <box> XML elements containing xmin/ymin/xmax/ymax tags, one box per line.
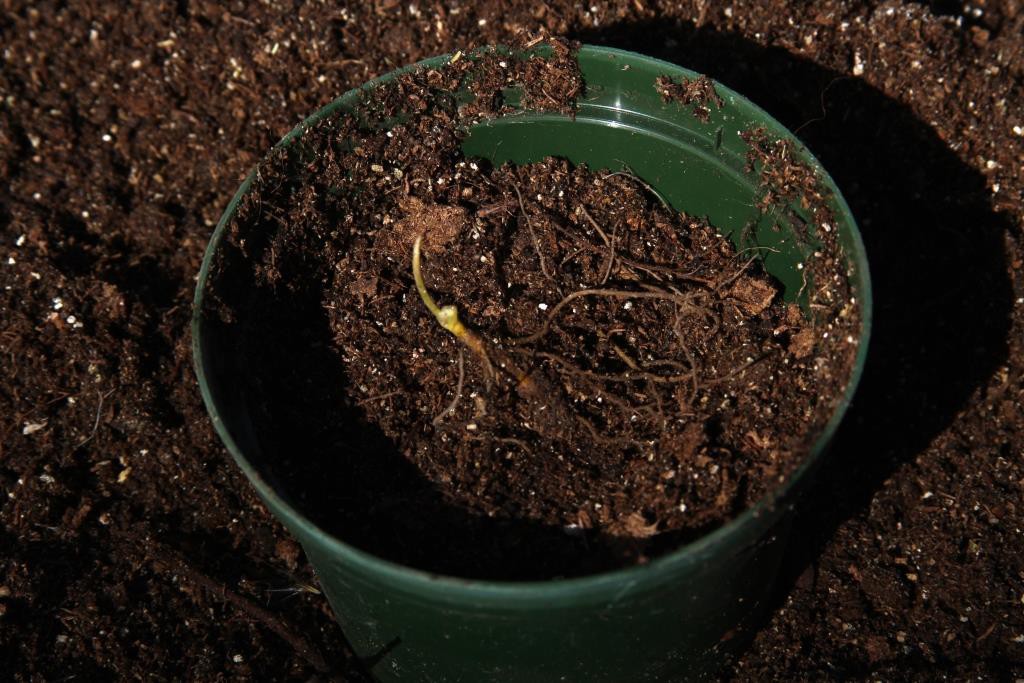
<box><xmin>852</xmin><ymin>51</ymin><xmax>865</xmax><ymax>76</ymax></box>
<box><xmin>22</xmin><ymin>421</ymin><xmax>47</xmax><ymax>435</ymax></box>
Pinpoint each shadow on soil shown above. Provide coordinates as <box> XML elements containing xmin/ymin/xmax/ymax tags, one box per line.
<box><xmin>573</xmin><ymin>18</ymin><xmax>1015</xmax><ymax>670</ymax></box>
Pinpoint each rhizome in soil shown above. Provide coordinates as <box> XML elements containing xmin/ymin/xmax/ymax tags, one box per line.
<box><xmin>207</xmin><ymin>44</ymin><xmax>860</xmax><ymax>580</ymax></box>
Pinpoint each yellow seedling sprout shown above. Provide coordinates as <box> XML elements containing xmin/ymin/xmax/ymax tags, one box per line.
<box><xmin>412</xmin><ymin>234</ymin><xmax>494</xmax><ymax>381</ymax></box>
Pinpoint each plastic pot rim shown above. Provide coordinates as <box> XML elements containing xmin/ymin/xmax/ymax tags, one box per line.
<box><xmin>191</xmin><ymin>44</ymin><xmax>873</xmax><ymax>605</ymax></box>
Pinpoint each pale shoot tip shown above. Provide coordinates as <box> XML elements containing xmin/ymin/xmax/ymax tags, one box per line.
<box><xmin>413</xmin><ymin>234</ymin><xmax>467</xmax><ymax>338</ymax></box>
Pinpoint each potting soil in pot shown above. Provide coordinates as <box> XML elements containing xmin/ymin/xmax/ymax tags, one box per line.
<box><xmin>206</xmin><ymin>42</ymin><xmax>861</xmax><ymax>580</ymax></box>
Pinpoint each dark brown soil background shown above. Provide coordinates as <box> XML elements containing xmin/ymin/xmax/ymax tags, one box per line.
<box><xmin>1</xmin><ymin>0</ymin><xmax>1021</xmax><ymax>680</ymax></box>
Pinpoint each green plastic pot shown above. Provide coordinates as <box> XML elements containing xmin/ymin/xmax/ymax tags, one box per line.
<box><xmin>193</xmin><ymin>45</ymin><xmax>871</xmax><ymax>681</ymax></box>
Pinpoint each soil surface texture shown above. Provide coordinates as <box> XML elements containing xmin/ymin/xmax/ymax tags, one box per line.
<box><xmin>1</xmin><ymin>1</ymin><xmax>1022</xmax><ymax>681</ymax></box>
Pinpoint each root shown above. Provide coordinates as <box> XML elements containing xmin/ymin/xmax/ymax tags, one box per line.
<box><xmin>666</xmin><ymin>288</ymin><xmax>721</xmax><ymax>338</ymax></box>
<box><xmin>74</xmin><ymin>388</ymin><xmax>112</xmax><ymax>450</ymax></box>
<box><xmin>609</xmin><ymin>341</ymin><xmax>641</xmax><ymax>371</ymax></box>
<box><xmin>702</xmin><ymin>352</ymin><xmax>773</xmax><ymax>386</ymax></box>
<box><xmin>735</xmin><ymin>245</ymin><xmax>782</xmax><ymax>257</ymax></box>
<box><xmin>647</xmin><ymin>378</ymin><xmax>669</xmax><ymax>432</ymax></box>
<box><xmin>643</xmin><ymin>358</ymin><xmax>693</xmax><ymax>372</ymax></box>
<box><xmin>357</xmin><ymin>390</ymin><xmax>402</xmax><ymax>405</ymax></box>
<box><xmin>432</xmin><ymin>350</ymin><xmax>465</xmax><ymax>426</ymax></box>
<box><xmin>511</xmin><ymin>287</ymin><xmax>701</xmax><ymax>345</ymax></box>
<box><xmin>591</xmin><ymin>384</ymin><xmax>669</xmax><ymax>430</ymax></box>
<box><xmin>796</xmin><ymin>262</ymin><xmax>811</xmax><ymax>301</ymax></box>
<box><xmin>622</xmin><ymin>257</ymin><xmax>713</xmax><ymax>285</ymax></box>
<box><xmin>577</xmin><ymin>414</ymin><xmax>651</xmax><ymax>450</ymax></box>
<box><xmin>559</xmin><ymin>245</ymin><xmax>587</xmax><ymax>266</ymax></box>
<box><xmin>554</xmin><ymin>222</ymin><xmax>713</xmax><ymax>286</ymax></box>
<box><xmin>578</xmin><ymin>204</ymin><xmax>617</xmax><ymax>285</ymax></box>
<box><xmin>603</xmin><ymin>165</ymin><xmax>673</xmax><ymax>211</ymax></box>
<box><xmin>536</xmin><ymin>351</ymin><xmax>695</xmax><ymax>385</ymax></box>
<box><xmin>673</xmin><ymin>305</ymin><xmax>703</xmax><ymax>404</ymax></box>
<box><xmin>608</xmin><ymin>336</ymin><xmax>694</xmax><ymax>374</ymax></box>
<box><xmin>512</xmin><ymin>182</ymin><xmax>555</xmax><ymax>284</ymax></box>
<box><xmin>715</xmin><ymin>255</ymin><xmax>760</xmax><ymax>291</ymax></box>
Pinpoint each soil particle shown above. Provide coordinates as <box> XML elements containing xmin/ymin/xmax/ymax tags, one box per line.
<box><xmin>383</xmin><ymin>196</ymin><xmax>468</xmax><ymax>258</ymax></box>
<box><xmin>741</xmin><ymin>127</ymin><xmax>830</xmax><ymax>212</ymax></box>
<box><xmin>728</xmin><ymin>276</ymin><xmax>778</xmax><ymax>317</ymax></box>
<box><xmin>655</xmin><ymin>73</ymin><xmax>725</xmax><ymax>122</ymax></box>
